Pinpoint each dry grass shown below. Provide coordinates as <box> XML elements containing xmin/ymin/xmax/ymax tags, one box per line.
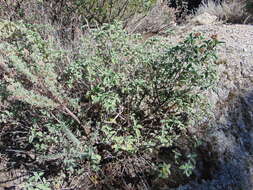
<box><xmin>194</xmin><ymin>0</ymin><xmax>250</xmax><ymax>24</ymax></box>
<box><xmin>125</xmin><ymin>1</ymin><xmax>177</xmax><ymax>34</ymax></box>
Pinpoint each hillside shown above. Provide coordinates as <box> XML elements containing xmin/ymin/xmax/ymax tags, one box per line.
<box><xmin>169</xmin><ymin>23</ymin><xmax>253</xmax><ymax>190</ymax></box>
<box><xmin>1</xmin><ymin>0</ymin><xmax>253</xmax><ymax>190</ymax></box>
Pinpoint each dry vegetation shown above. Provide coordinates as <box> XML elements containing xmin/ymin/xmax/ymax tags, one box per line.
<box><xmin>0</xmin><ymin>0</ymin><xmax>252</xmax><ymax>190</ymax></box>
<box><xmin>195</xmin><ymin>0</ymin><xmax>252</xmax><ymax>23</ymax></box>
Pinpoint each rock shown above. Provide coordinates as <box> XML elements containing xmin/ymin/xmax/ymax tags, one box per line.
<box><xmin>167</xmin><ymin>24</ymin><xmax>253</xmax><ymax>190</ymax></box>
<box><xmin>191</xmin><ymin>12</ymin><xmax>218</xmax><ymax>25</ymax></box>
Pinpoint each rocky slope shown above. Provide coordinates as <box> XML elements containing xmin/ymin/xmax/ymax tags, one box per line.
<box><xmin>1</xmin><ymin>21</ymin><xmax>253</xmax><ymax>190</ymax></box>
<box><xmin>168</xmin><ymin>24</ymin><xmax>253</xmax><ymax>190</ymax></box>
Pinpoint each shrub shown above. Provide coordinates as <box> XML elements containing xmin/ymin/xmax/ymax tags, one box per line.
<box><xmin>246</xmin><ymin>0</ymin><xmax>253</xmax><ymax>17</ymax></box>
<box><xmin>0</xmin><ymin>0</ymin><xmax>156</xmax><ymax>23</ymax></box>
<box><xmin>68</xmin><ymin>23</ymin><xmax>219</xmax><ymax>152</ymax></box>
<box><xmin>0</xmin><ymin>0</ymin><xmax>159</xmax><ymax>45</ymax></box>
<box><xmin>194</xmin><ymin>0</ymin><xmax>249</xmax><ymax>24</ymax></box>
<box><xmin>0</xmin><ymin>20</ymin><xmax>221</xmax><ymax>189</ymax></box>
<box><xmin>22</xmin><ymin>172</ymin><xmax>51</xmax><ymax>190</ymax></box>
<box><xmin>74</xmin><ymin>0</ymin><xmax>157</xmax><ymax>25</ymax></box>
<box><xmin>0</xmin><ymin>19</ymin><xmax>98</xmax><ymax>173</ymax></box>
<box><xmin>125</xmin><ymin>2</ymin><xmax>177</xmax><ymax>34</ymax></box>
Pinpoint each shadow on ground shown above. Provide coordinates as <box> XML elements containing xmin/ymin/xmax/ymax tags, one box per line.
<box><xmin>175</xmin><ymin>90</ymin><xmax>253</xmax><ymax>190</ymax></box>
<box><xmin>1</xmin><ymin>90</ymin><xmax>253</xmax><ymax>190</ymax></box>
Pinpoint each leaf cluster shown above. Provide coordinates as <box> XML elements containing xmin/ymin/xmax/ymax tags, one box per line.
<box><xmin>0</xmin><ymin>20</ymin><xmax>221</xmax><ymax>188</ymax></box>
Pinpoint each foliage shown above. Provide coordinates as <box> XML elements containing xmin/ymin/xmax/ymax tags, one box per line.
<box><xmin>73</xmin><ymin>0</ymin><xmax>157</xmax><ymax>25</ymax></box>
<box><xmin>22</xmin><ymin>172</ymin><xmax>51</xmax><ymax>190</ymax></box>
<box><xmin>0</xmin><ymin>19</ymin><xmax>101</xmax><ymax>172</ymax></box>
<box><xmin>0</xmin><ymin>0</ymin><xmax>159</xmax><ymax>46</ymax></box>
<box><xmin>179</xmin><ymin>153</ymin><xmax>197</xmax><ymax>177</ymax></box>
<box><xmin>69</xmin><ymin>22</ymin><xmax>219</xmax><ymax>153</ymax></box>
<box><xmin>246</xmin><ymin>0</ymin><xmax>253</xmax><ymax>15</ymax></box>
<box><xmin>0</xmin><ymin>20</ymin><xmax>221</xmax><ymax>189</ymax></box>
